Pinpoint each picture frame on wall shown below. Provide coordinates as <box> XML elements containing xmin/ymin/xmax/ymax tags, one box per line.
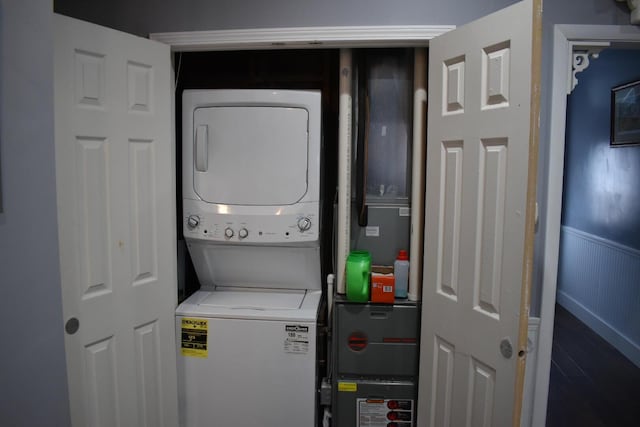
<box><xmin>611</xmin><ymin>79</ymin><xmax>640</xmax><ymax>146</ymax></box>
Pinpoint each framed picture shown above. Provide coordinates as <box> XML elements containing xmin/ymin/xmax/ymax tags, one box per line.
<box><xmin>611</xmin><ymin>79</ymin><xmax>640</xmax><ymax>146</ymax></box>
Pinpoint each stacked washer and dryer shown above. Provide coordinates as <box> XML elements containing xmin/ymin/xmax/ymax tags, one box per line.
<box><xmin>177</xmin><ymin>89</ymin><xmax>323</xmax><ymax>427</ymax></box>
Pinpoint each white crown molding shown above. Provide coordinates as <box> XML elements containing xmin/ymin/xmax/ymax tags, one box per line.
<box><xmin>150</xmin><ymin>25</ymin><xmax>455</xmax><ymax>51</ymax></box>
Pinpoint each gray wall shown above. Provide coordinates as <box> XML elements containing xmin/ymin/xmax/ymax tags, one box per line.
<box><xmin>544</xmin><ymin>0</ymin><xmax>630</xmax><ymax>25</ymax></box>
<box><xmin>54</xmin><ymin>0</ymin><xmax>520</xmax><ymax>36</ymax></box>
<box><xmin>52</xmin><ymin>0</ymin><xmax>634</xmax><ymax>38</ymax></box>
<box><xmin>0</xmin><ymin>0</ymin><xmax>71</xmax><ymax>426</ymax></box>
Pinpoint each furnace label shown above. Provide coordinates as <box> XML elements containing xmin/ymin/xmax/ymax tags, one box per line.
<box><xmin>181</xmin><ymin>318</ymin><xmax>208</xmax><ymax>358</ymax></box>
<box><xmin>356</xmin><ymin>398</ymin><xmax>414</xmax><ymax>427</ymax></box>
<box><xmin>338</xmin><ymin>382</ymin><xmax>358</xmax><ymax>392</ymax></box>
<box><xmin>284</xmin><ymin>324</ymin><xmax>309</xmax><ymax>354</ymax></box>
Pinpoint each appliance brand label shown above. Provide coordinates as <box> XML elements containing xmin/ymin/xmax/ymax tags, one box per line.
<box><xmin>348</xmin><ymin>332</ymin><xmax>368</xmax><ymax>351</ymax></box>
<box><xmin>284</xmin><ymin>324</ymin><xmax>309</xmax><ymax>354</ymax></box>
<box><xmin>181</xmin><ymin>318</ymin><xmax>208</xmax><ymax>358</ymax></box>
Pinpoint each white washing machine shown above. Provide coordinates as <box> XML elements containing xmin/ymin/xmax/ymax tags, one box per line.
<box><xmin>177</xmin><ymin>89</ymin><xmax>322</xmax><ymax>427</ymax></box>
<box><xmin>176</xmin><ymin>288</ymin><xmax>321</xmax><ymax>426</ymax></box>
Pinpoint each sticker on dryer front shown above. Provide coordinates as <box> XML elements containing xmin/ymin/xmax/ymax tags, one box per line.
<box><xmin>181</xmin><ymin>318</ymin><xmax>208</xmax><ymax>358</ymax></box>
<box><xmin>284</xmin><ymin>324</ymin><xmax>309</xmax><ymax>354</ymax></box>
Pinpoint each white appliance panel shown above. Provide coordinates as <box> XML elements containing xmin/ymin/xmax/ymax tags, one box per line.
<box><xmin>193</xmin><ymin>105</ymin><xmax>309</xmax><ymax>206</ymax></box>
<box><xmin>182</xmin><ymin>89</ymin><xmax>321</xmax><ymax>210</ymax></box>
<box><xmin>199</xmin><ymin>288</ymin><xmax>305</xmax><ymax>310</ymax></box>
<box><xmin>177</xmin><ymin>318</ymin><xmax>317</xmax><ymax>427</ymax></box>
<box><xmin>177</xmin><ymin>317</ymin><xmax>317</xmax><ymax>427</ymax></box>
<box><xmin>182</xmin><ymin>90</ymin><xmax>322</xmax><ymax>288</ymax></box>
<box><xmin>182</xmin><ymin>198</ymin><xmax>319</xmax><ymax>244</ymax></box>
<box><xmin>186</xmin><ymin>241</ymin><xmax>322</xmax><ymax>290</ymax></box>
<box><xmin>176</xmin><ymin>289</ymin><xmax>321</xmax><ymax>322</ymax></box>
<box><xmin>176</xmin><ymin>290</ymin><xmax>320</xmax><ymax>427</ymax></box>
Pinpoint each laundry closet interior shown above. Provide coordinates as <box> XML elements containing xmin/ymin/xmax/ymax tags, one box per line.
<box><xmin>174</xmin><ymin>47</ymin><xmax>422</xmax><ymax>427</ymax></box>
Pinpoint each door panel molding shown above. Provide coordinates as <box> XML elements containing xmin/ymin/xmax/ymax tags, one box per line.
<box><xmin>55</xmin><ymin>14</ymin><xmax>178</xmax><ymax>426</ymax></box>
<box><xmin>420</xmin><ymin>1</ymin><xmax>539</xmax><ymax>425</ymax></box>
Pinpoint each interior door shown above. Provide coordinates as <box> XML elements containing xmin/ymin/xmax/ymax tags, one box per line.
<box><xmin>54</xmin><ymin>14</ymin><xmax>178</xmax><ymax>426</ymax></box>
<box><xmin>419</xmin><ymin>0</ymin><xmax>540</xmax><ymax>425</ymax></box>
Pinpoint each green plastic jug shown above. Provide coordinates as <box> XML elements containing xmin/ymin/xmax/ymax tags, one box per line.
<box><xmin>346</xmin><ymin>251</ymin><xmax>371</xmax><ymax>302</ymax></box>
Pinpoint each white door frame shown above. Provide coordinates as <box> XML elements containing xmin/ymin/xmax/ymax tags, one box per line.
<box><xmin>532</xmin><ymin>23</ymin><xmax>640</xmax><ymax>427</ymax></box>
<box><xmin>150</xmin><ymin>25</ymin><xmax>454</xmax><ymax>50</ymax></box>
<box><xmin>153</xmin><ymin>23</ymin><xmax>546</xmax><ymax>426</ymax></box>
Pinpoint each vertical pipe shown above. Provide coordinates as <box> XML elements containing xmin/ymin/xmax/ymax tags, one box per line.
<box><xmin>326</xmin><ymin>274</ymin><xmax>335</xmax><ymax>324</ymax></box>
<box><xmin>408</xmin><ymin>48</ymin><xmax>427</xmax><ymax>302</ymax></box>
<box><xmin>337</xmin><ymin>49</ymin><xmax>352</xmax><ymax>295</ymax></box>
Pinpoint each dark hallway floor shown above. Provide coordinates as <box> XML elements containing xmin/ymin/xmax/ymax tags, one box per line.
<box><xmin>546</xmin><ymin>304</ymin><xmax>640</xmax><ymax>427</ymax></box>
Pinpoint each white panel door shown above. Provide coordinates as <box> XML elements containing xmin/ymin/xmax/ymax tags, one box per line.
<box><xmin>54</xmin><ymin>14</ymin><xmax>178</xmax><ymax>427</ymax></box>
<box><xmin>419</xmin><ymin>0</ymin><xmax>539</xmax><ymax>425</ymax></box>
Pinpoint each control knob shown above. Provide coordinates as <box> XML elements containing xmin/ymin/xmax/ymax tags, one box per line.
<box><xmin>224</xmin><ymin>227</ymin><xmax>234</xmax><ymax>238</ymax></box>
<box><xmin>297</xmin><ymin>217</ymin><xmax>312</xmax><ymax>232</ymax></box>
<box><xmin>187</xmin><ymin>215</ymin><xmax>200</xmax><ymax>229</ymax></box>
<box><xmin>238</xmin><ymin>228</ymin><xmax>249</xmax><ymax>239</ymax></box>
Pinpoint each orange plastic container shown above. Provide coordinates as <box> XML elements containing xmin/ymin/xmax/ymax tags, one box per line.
<box><xmin>371</xmin><ymin>273</ymin><xmax>395</xmax><ymax>304</ymax></box>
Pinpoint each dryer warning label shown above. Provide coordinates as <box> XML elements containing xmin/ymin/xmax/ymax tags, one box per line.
<box><xmin>284</xmin><ymin>324</ymin><xmax>309</xmax><ymax>354</ymax></box>
<box><xmin>181</xmin><ymin>318</ymin><xmax>208</xmax><ymax>358</ymax></box>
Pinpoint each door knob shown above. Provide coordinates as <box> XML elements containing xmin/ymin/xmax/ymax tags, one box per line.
<box><xmin>500</xmin><ymin>338</ymin><xmax>513</xmax><ymax>359</ymax></box>
<box><xmin>65</xmin><ymin>317</ymin><xmax>79</xmax><ymax>335</ymax></box>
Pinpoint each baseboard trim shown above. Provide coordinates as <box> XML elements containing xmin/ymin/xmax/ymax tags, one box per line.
<box><xmin>557</xmin><ymin>291</ymin><xmax>640</xmax><ymax>368</ymax></box>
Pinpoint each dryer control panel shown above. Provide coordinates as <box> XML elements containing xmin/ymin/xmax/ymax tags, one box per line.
<box><xmin>183</xmin><ymin>199</ymin><xmax>319</xmax><ymax>244</ymax></box>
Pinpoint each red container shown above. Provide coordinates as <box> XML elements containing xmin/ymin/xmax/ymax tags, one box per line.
<box><xmin>371</xmin><ymin>273</ymin><xmax>395</xmax><ymax>304</ymax></box>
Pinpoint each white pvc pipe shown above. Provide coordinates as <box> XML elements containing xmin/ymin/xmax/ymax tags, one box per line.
<box><xmin>326</xmin><ymin>273</ymin><xmax>335</xmax><ymax>324</ymax></box>
<box><xmin>336</xmin><ymin>49</ymin><xmax>352</xmax><ymax>295</ymax></box>
<box><xmin>408</xmin><ymin>48</ymin><xmax>427</xmax><ymax>302</ymax></box>
<box><xmin>326</xmin><ymin>273</ymin><xmax>335</xmax><ymax>381</ymax></box>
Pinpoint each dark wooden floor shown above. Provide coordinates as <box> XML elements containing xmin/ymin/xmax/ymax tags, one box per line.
<box><xmin>546</xmin><ymin>304</ymin><xmax>640</xmax><ymax>427</ymax></box>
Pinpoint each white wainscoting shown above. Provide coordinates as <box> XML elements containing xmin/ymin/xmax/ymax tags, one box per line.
<box><xmin>557</xmin><ymin>226</ymin><xmax>640</xmax><ymax>368</ymax></box>
<box><xmin>521</xmin><ymin>317</ymin><xmax>540</xmax><ymax>427</ymax></box>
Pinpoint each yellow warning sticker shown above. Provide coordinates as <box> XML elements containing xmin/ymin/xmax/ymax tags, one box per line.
<box><xmin>181</xmin><ymin>318</ymin><xmax>208</xmax><ymax>358</ymax></box>
<box><xmin>338</xmin><ymin>382</ymin><xmax>358</xmax><ymax>392</ymax></box>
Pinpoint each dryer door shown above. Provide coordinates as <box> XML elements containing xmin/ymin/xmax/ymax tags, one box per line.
<box><xmin>192</xmin><ymin>105</ymin><xmax>309</xmax><ymax>206</ymax></box>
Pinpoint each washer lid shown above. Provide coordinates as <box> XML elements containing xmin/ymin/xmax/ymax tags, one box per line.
<box><xmin>176</xmin><ymin>289</ymin><xmax>322</xmax><ymax>322</ymax></box>
<box><xmin>198</xmin><ymin>288</ymin><xmax>305</xmax><ymax>310</ymax></box>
